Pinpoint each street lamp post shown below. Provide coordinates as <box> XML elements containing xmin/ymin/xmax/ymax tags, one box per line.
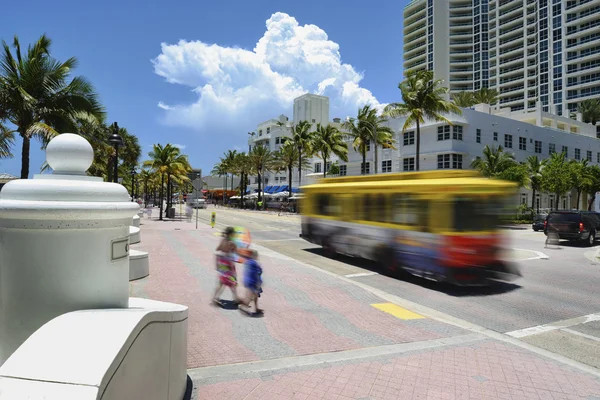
<box><xmin>130</xmin><ymin>168</ymin><xmax>137</xmax><ymax>202</ymax></box>
<box><xmin>195</xmin><ymin>173</ymin><xmax>201</xmax><ymax>229</ymax></box>
<box><xmin>108</xmin><ymin>122</ymin><xmax>124</xmax><ymax>183</ymax></box>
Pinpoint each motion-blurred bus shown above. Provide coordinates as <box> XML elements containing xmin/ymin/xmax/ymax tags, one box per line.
<box><xmin>299</xmin><ymin>170</ymin><xmax>521</xmax><ymax>286</ymax></box>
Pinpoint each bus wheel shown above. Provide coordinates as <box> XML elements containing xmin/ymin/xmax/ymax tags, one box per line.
<box><xmin>378</xmin><ymin>246</ymin><xmax>398</xmax><ymax>277</ymax></box>
<box><xmin>322</xmin><ymin>238</ymin><xmax>337</xmax><ymax>258</ymax></box>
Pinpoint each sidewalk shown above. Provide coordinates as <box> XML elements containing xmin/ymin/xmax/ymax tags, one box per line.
<box><xmin>131</xmin><ymin>217</ymin><xmax>600</xmax><ymax>399</ymax></box>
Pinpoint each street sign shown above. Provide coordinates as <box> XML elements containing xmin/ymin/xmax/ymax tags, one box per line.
<box><xmin>210</xmin><ymin>212</ymin><xmax>216</xmax><ymax>228</ymax></box>
<box><xmin>192</xmin><ymin>177</ymin><xmax>203</xmax><ymax>192</ymax></box>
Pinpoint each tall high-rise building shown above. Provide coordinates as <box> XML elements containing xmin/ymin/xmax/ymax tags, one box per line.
<box><xmin>403</xmin><ymin>0</ymin><xmax>600</xmax><ymax>116</ymax></box>
<box><xmin>293</xmin><ymin>94</ymin><xmax>329</xmax><ymax>125</ymax></box>
<box><xmin>403</xmin><ymin>0</ymin><xmax>491</xmax><ymax>95</ymax></box>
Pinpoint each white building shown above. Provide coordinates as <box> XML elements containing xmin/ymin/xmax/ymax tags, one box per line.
<box><xmin>403</xmin><ymin>0</ymin><xmax>600</xmax><ymax>116</ymax></box>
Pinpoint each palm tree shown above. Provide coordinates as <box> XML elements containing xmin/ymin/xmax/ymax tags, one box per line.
<box><xmin>274</xmin><ymin>141</ymin><xmax>309</xmax><ymax>197</ymax></box>
<box><xmin>342</xmin><ymin>107</ymin><xmax>372</xmax><ymax>175</ymax></box>
<box><xmin>0</xmin><ymin>34</ymin><xmax>104</xmax><ymax>178</ymax></box>
<box><xmin>383</xmin><ymin>70</ymin><xmax>461</xmax><ymax>171</ymax></box>
<box><xmin>144</xmin><ymin>144</ymin><xmax>190</xmax><ymax>220</ymax></box>
<box><xmin>524</xmin><ymin>155</ymin><xmax>547</xmax><ymax>214</ymax></box>
<box><xmin>358</xmin><ymin>105</ymin><xmax>396</xmax><ymax>174</ymax></box>
<box><xmin>471</xmin><ymin>145</ymin><xmax>517</xmax><ymax>177</ymax></box>
<box><xmin>541</xmin><ymin>152</ymin><xmax>572</xmax><ymax>210</ymax></box>
<box><xmin>473</xmin><ymin>88</ymin><xmax>498</xmax><ymax>105</ymax></box>
<box><xmin>291</xmin><ymin>120</ymin><xmax>313</xmax><ymax>187</ymax></box>
<box><xmin>0</xmin><ymin>84</ymin><xmax>14</xmax><ymax>159</ymax></box>
<box><xmin>139</xmin><ymin>169</ymin><xmax>152</xmax><ymax>207</ymax></box>
<box><xmin>578</xmin><ymin>99</ymin><xmax>600</xmax><ymax>126</ymax></box>
<box><xmin>249</xmin><ymin>144</ymin><xmax>274</xmax><ymax>210</ymax></box>
<box><xmin>232</xmin><ymin>152</ymin><xmax>252</xmax><ymax>207</ymax></box>
<box><xmin>222</xmin><ymin>149</ymin><xmax>238</xmax><ymax>198</ymax></box>
<box><xmin>569</xmin><ymin>159</ymin><xmax>593</xmax><ymax>210</ymax></box>
<box><xmin>311</xmin><ymin>123</ymin><xmax>349</xmax><ymax>177</ymax></box>
<box><xmin>451</xmin><ymin>91</ymin><xmax>475</xmax><ymax>108</ymax></box>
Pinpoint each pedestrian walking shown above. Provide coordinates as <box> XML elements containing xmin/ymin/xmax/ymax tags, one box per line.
<box><xmin>185</xmin><ymin>204</ymin><xmax>193</xmax><ymax>222</ymax></box>
<box><xmin>239</xmin><ymin>249</ymin><xmax>263</xmax><ymax>316</ymax></box>
<box><xmin>212</xmin><ymin>227</ymin><xmax>241</xmax><ymax>306</ymax></box>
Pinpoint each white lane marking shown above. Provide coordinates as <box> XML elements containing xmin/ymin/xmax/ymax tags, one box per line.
<box><xmin>512</xmin><ymin>248</ymin><xmax>549</xmax><ymax>261</ymax></box>
<box><xmin>562</xmin><ymin>328</ymin><xmax>600</xmax><ymax>343</ymax></box>
<box><xmin>345</xmin><ymin>272</ymin><xmax>379</xmax><ymax>278</ymax></box>
<box><xmin>505</xmin><ymin>313</ymin><xmax>600</xmax><ymax>338</ymax></box>
<box><xmin>255</xmin><ymin>238</ymin><xmax>304</xmax><ymax>242</ymax></box>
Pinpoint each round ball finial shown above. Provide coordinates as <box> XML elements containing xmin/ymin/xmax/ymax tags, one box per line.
<box><xmin>46</xmin><ymin>134</ymin><xmax>94</xmax><ymax>175</ymax></box>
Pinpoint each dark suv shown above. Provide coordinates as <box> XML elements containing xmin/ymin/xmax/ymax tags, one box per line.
<box><xmin>544</xmin><ymin>211</ymin><xmax>600</xmax><ymax>246</ymax></box>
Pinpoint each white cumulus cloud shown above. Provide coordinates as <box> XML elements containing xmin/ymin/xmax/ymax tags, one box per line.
<box><xmin>152</xmin><ymin>12</ymin><xmax>384</xmax><ymax>157</ymax></box>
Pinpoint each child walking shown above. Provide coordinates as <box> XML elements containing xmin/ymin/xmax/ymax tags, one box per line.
<box><xmin>212</xmin><ymin>227</ymin><xmax>241</xmax><ymax>306</ymax></box>
<box><xmin>240</xmin><ymin>249</ymin><xmax>263</xmax><ymax>316</ymax></box>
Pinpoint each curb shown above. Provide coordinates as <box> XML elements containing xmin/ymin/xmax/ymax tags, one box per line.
<box><xmin>499</xmin><ymin>225</ymin><xmax>529</xmax><ymax>230</ymax></box>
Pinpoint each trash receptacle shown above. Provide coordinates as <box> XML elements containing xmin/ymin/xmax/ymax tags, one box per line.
<box><xmin>167</xmin><ymin>207</ymin><xmax>176</xmax><ymax>219</ymax></box>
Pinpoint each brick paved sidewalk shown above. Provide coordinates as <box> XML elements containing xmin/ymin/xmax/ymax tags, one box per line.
<box><xmin>132</xmin><ymin>217</ymin><xmax>600</xmax><ymax>399</ymax></box>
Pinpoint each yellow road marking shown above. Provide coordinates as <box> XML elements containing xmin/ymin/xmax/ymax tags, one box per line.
<box><xmin>371</xmin><ymin>303</ymin><xmax>425</xmax><ymax>320</ymax></box>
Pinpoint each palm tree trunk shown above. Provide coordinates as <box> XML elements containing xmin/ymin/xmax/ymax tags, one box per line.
<box><xmin>144</xmin><ymin>180</ymin><xmax>148</xmax><ymax>208</ymax></box>
<box><xmin>531</xmin><ymin>188</ymin><xmax>536</xmax><ymax>217</ymax></box>
<box><xmin>416</xmin><ymin>120</ymin><xmax>421</xmax><ymax>171</ymax></box>
<box><xmin>576</xmin><ymin>190</ymin><xmax>581</xmax><ymax>210</ymax></box>
<box><xmin>298</xmin><ymin>151</ymin><xmax>302</xmax><ymax>187</ymax></box>
<box><xmin>555</xmin><ymin>192</ymin><xmax>560</xmax><ymax>210</ymax></box>
<box><xmin>374</xmin><ymin>144</ymin><xmax>378</xmax><ymax>174</ymax></box>
<box><xmin>159</xmin><ymin>173</ymin><xmax>165</xmax><ymax>221</ymax></box>
<box><xmin>258</xmin><ymin>172</ymin><xmax>262</xmax><ymax>206</ymax></box>
<box><xmin>261</xmin><ymin>167</ymin><xmax>266</xmax><ymax>211</ymax></box>
<box><xmin>323</xmin><ymin>155</ymin><xmax>327</xmax><ymax>178</ymax></box>
<box><xmin>165</xmin><ymin>174</ymin><xmax>171</xmax><ymax>217</ymax></box>
<box><xmin>288</xmin><ymin>166</ymin><xmax>293</xmax><ymax>197</ymax></box>
<box><xmin>20</xmin><ymin>134</ymin><xmax>30</xmax><ymax>179</ymax></box>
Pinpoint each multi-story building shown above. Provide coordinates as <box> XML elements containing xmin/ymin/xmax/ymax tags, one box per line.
<box><xmin>404</xmin><ymin>0</ymin><xmax>491</xmax><ymax>95</ymax></box>
<box><xmin>404</xmin><ymin>0</ymin><xmax>600</xmax><ymax>116</ymax></box>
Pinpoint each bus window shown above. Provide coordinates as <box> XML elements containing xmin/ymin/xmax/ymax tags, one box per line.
<box><xmin>376</xmin><ymin>194</ymin><xmax>388</xmax><ymax>223</ymax></box>
<box><xmin>393</xmin><ymin>194</ymin><xmax>429</xmax><ymax>229</ymax></box>
<box><xmin>316</xmin><ymin>194</ymin><xmax>330</xmax><ymax>216</ymax></box>
<box><xmin>453</xmin><ymin>198</ymin><xmax>500</xmax><ymax>232</ymax></box>
<box><xmin>354</xmin><ymin>196</ymin><xmax>364</xmax><ymax>220</ymax></box>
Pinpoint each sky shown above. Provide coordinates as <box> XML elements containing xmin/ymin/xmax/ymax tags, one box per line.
<box><xmin>0</xmin><ymin>0</ymin><xmax>408</xmax><ymax>178</ymax></box>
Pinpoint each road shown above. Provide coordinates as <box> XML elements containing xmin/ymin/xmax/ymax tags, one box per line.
<box><xmin>188</xmin><ymin>207</ymin><xmax>600</xmax><ymax>370</ymax></box>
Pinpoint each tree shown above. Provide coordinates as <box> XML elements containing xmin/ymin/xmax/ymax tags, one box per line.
<box><xmin>274</xmin><ymin>141</ymin><xmax>309</xmax><ymax>197</ymax></box>
<box><xmin>471</xmin><ymin>145</ymin><xmax>517</xmax><ymax>178</ymax></box>
<box><xmin>384</xmin><ymin>70</ymin><xmax>461</xmax><ymax>171</ymax></box>
<box><xmin>231</xmin><ymin>152</ymin><xmax>252</xmax><ymax>207</ymax></box>
<box><xmin>311</xmin><ymin>123</ymin><xmax>348</xmax><ymax>177</ymax></box>
<box><xmin>472</xmin><ymin>87</ymin><xmax>498</xmax><ymax>106</ymax></box>
<box><xmin>342</xmin><ymin>106</ymin><xmax>374</xmax><ymax>175</ymax></box>
<box><xmin>144</xmin><ymin>144</ymin><xmax>191</xmax><ymax>220</ymax></box>
<box><xmin>249</xmin><ymin>144</ymin><xmax>274</xmax><ymax>210</ymax></box>
<box><xmin>541</xmin><ymin>152</ymin><xmax>572</xmax><ymax>210</ymax></box>
<box><xmin>291</xmin><ymin>120</ymin><xmax>313</xmax><ymax>187</ymax></box>
<box><xmin>359</xmin><ymin>105</ymin><xmax>396</xmax><ymax>174</ymax></box>
<box><xmin>585</xmin><ymin>165</ymin><xmax>600</xmax><ymax>211</ymax></box>
<box><xmin>569</xmin><ymin>159</ymin><xmax>593</xmax><ymax>210</ymax></box>
<box><xmin>578</xmin><ymin>99</ymin><xmax>600</xmax><ymax>126</ymax></box>
<box><xmin>0</xmin><ymin>34</ymin><xmax>105</xmax><ymax>178</ymax></box>
<box><xmin>451</xmin><ymin>91</ymin><xmax>475</xmax><ymax>108</ymax></box>
<box><xmin>0</xmin><ymin>84</ymin><xmax>14</xmax><ymax>159</ymax></box>
<box><xmin>524</xmin><ymin>155</ymin><xmax>547</xmax><ymax>214</ymax></box>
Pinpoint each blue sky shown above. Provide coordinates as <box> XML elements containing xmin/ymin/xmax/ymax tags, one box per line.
<box><xmin>0</xmin><ymin>0</ymin><xmax>407</xmax><ymax>177</ymax></box>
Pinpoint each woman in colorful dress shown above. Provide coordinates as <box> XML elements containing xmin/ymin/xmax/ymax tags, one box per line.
<box><xmin>212</xmin><ymin>226</ymin><xmax>241</xmax><ymax>305</ymax></box>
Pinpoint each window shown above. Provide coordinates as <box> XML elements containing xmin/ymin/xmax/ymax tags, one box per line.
<box><xmin>312</xmin><ymin>119</ymin><xmax>316</xmax><ymax>123</ymax></box>
<box><xmin>314</xmin><ymin>162</ymin><xmax>322</xmax><ymax>173</ymax></box>
<box><xmin>437</xmin><ymin>154</ymin><xmax>450</xmax><ymax>169</ymax></box>
<box><xmin>452</xmin><ymin>154</ymin><xmax>463</xmax><ymax>169</ymax></box>
<box><xmin>361</xmin><ymin>162</ymin><xmax>370</xmax><ymax>174</ymax></box>
<box><xmin>493</xmin><ymin>132</ymin><xmax>498</xmax><ymax>141</ymax></box>
<box><xmin>403</xmin><ymin>158</ymin><xmax>415</xmax><ymax>171</ymax></box>
<box><xmin>403</xmin><ymin>131</ymin><xmax>415</xmax><ymax>145</ymax></box>
<box><xmin>275</xmin><ymin>176</ymin><xmax>279</xmax><ymax>183</ymax></box>
<box><xmin>453</xmin><ymin>125</ymin><xmax>463</xmax><ymax>140</ymax></box>
<box><xmin>587</xmin><ymin>150</ymin><xmax>592</xmax><ymax>162</ymax></box>
<box><xmin>535</xmin><ymin>140</ymin><xmax>542</xmax><ymax>154</ymax></box>
<box><xmin>575</xmin><ymin>148</ymin><xmax>581</xmax><ymax>160</ymax></box>
<box><xmin>519</xmin><ymin>137</ymin><xmax>527</xmax><ymax>151</ymax></box>
<box><xmin>437</xmin><ymin>125</ymin><xmax>451</xmax><ymax>141</ymax></box>
<box><xmin>392</xmin><ymin>195</ymin><xmax>428</xmax><ymax>227</ymax></box>
<box><xmin>366</xmin><ymin>141</ymin><xmax>371</xmax><ymax>151</ymax></box>
<box><xmin>279</xmin><ymin>177</ymin><xmax>287</xmax><ymax>182</ymax></box>
<box><xmin>476</xmin><ymin>129</ymin><xmax>481</xmax><ymax>143</ymax></box>
<box><xmin>562</xmin><ymin>146</ymin><xmax>568</xmax><ymax>157</ymax></box>
<box><xmin>266</xmin><ymin>127</ymin><xmax>270</xmax><ymax>134</ymax></box>
<box><xmin>597</xmin><ymin>152</ymin><xmax>600</xmax><ymax>163</ymax></box>
<box><xmin>326</xmin><ymin>161</ymin><xmax>331</xmax><ymax>173</ymax></box>
<box><xmin>259</xmin><ymin>130</ymin><xmax>263</xmax><ymax>136</ymax></box>
<box><xmin>316</xmin><ymin>194</ymin><xmax>338</xmax><ymax>217</ymax></box>
<box><xmin>275</xmin><ymin>137</ymin><xmax>280</xmax><ymax>144</ymax></box>
<box><xmin>505</xmin><ymin>134</ymin><xmax>513</xmax><ymax>149</ymax></box>
<box><xmin>549</xmin><ymin>143</ymin><xmax>556</xmax><ymax>154</ymax></box>
<box><xmin>382</xmin><ymin>160</ymin><xmax>392</xmax><ymax>173</ymax></box>
<box><xmin>339</xmin><ymin>165</ymin><xmax>347</xmax><ymax>176</ymax></box>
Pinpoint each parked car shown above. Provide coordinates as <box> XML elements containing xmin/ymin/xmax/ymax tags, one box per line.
<box><xmin>532</xmin><ymin>214</ymin><xmax>547</xmax><ymax>231</ymax></box>
<box><xmin>544</xmin><ymin>211</ymin><xmax>600</xmax><ymax>246</ymax></box>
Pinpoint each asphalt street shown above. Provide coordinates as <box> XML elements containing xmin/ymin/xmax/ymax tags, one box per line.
<box><xmin>185</xmin><ymin>207</ymin><xmax>600</xmax><ymax>371</ymax></box>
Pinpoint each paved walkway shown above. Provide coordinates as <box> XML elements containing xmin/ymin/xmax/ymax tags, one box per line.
<box><xmin>131</xmin><ymin>214</ymin><xmax>600</xmax><ymax>399</ymax></box>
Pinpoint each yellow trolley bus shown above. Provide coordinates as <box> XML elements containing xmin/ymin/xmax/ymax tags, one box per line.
<box><xmin>299</xmin><ymin>170</ymin><xmax>521</xmax><ymax>286</ymax></box>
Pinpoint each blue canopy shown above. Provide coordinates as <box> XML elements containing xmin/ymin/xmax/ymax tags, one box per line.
<box><xmin>264</xmin><ymin>186</ymin><xmax>273</xmax><ymax>193</ymax></box>
<box><xmin>276</xmin><ymin>185</ymin><xmax>289</xmax><ymax>193</ymax></box>
<box><xmin>267</xmin><ymin>185</ymin><xmax>280</xmax><ymax>193</ymax></box>
<box><xmin>292</xmin><ymin>188</ymin><xmax>300</xmax><ymax>193</ymax></box>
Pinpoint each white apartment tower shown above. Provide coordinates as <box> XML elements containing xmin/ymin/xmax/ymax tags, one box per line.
<box><xmin>404</xmin><ymin>0</ymin><xmax>491</xmax><ymax>95</ymax></box>
<box><xmin>403</xmin><ymin>0</ymin><xmax>600</xmax><ymax>116</ymax></box>
<box><xmin>293</xmin><ymin>94</ymin><xmax>330</xmax><ymax>126</ymax></box>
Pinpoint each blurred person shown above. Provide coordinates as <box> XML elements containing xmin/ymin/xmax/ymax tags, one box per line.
<box><xmin>545</xmin><ymin>218</ymin><xmax>558</xmax><ymax>248</ymax></box>
<box><xmin>239</xmin><ymin>249</ymin><xmax>263</xmax><ymax>315</ymax></box>
<box><xmin>212</xmin><ymin>227</ymin><xmax>241</xmax><ymax>305</ymax></box>
<box><xmin>186</xmin><ymin>204</ymin><xmax>193</xmax><ymax>222</ymax></box>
